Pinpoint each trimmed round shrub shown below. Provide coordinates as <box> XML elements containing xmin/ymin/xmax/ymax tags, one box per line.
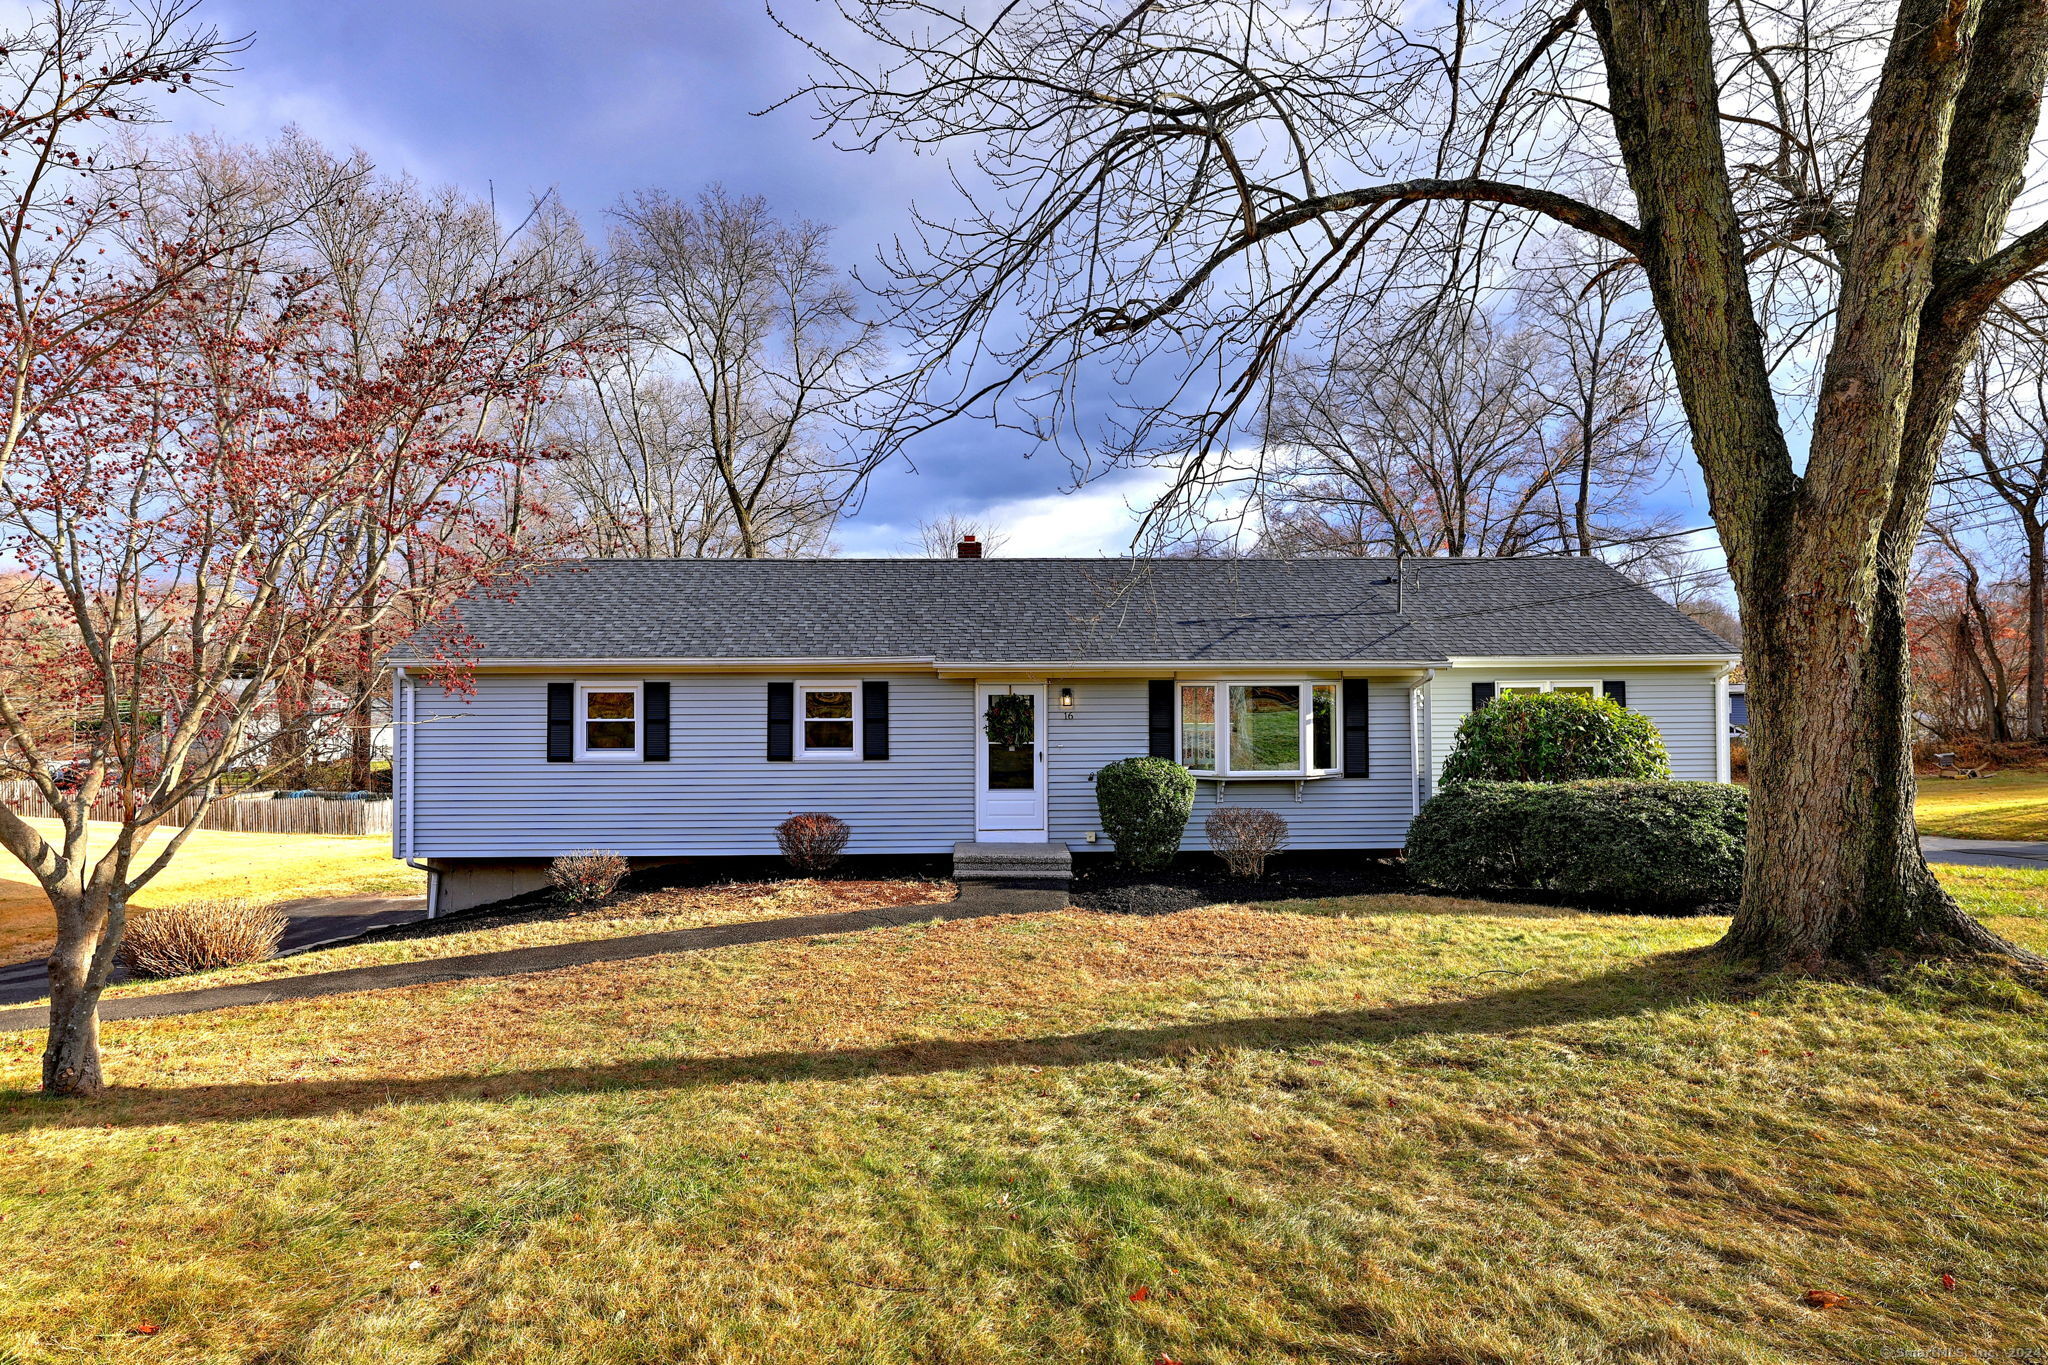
<box><xmin>1440</xmin><ymin>692</ymin><xmax>1670</xmax><ymax>784</ymax></box>
<box><xmin>777</xmin><ymin>812</ymin><xmax>851</xmax><ymax>872</ymax></box>
<box><xmin>1406</xmin><ymin>779</ymin><xmax>1747</xmax><ymax>912</ymax></box>
<box><xmin>1095</xmin><ymin>756</ymin><xmax>1196</xmax><ymax>871</ymax></box>
<box><xmin>550</xmin><ymin>849</ymin><xmax>630</xmax><ymax>904</ymax></box>
<box><xmin>119</xmin><ymin>898</ymin><xmax>287</xmax><ymax>977</ymax></box>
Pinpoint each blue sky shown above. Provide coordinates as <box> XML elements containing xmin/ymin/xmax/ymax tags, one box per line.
<box><xmin>169</xmin><ymin>0</ymin><xmax>1714</xmax><ymax>564</ymax></box>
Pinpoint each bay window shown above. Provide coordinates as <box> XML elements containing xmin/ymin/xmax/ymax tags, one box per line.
<box><xmin>1177</xmin><ymin>680</ymin><xmax>1340</xmax><ymax>778</ymax></box>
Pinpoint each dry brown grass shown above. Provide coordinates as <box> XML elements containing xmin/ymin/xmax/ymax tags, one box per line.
<box><xmin>14</xmin><ymin>875</ymin><xmax>956</xmax><ymax>1008</ymax></box>
<box><xmin>0</xmin><ymin>881</ymin><xmax>2044</xmax><ymax>1363</ymax></box>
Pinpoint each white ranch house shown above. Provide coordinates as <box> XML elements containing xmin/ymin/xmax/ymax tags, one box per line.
<box><xmin>388</xmin><ymin>551</ymin><xmax>1739</xmax><ymax>912</ymax></box>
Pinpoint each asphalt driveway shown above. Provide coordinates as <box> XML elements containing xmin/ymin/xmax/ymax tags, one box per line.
<box><xmin>1920</xmin><ymin>837</ymin><xmax>2048</xmax><ymax>870</ymax></box>
<box><xmin>0</xmin><ymin>893</ymin><xmax>429</xmax><ymax>1008</ymax></box>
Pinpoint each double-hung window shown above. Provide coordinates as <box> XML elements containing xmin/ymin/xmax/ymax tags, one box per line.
<box><xmin>797</xmin><ymin>683</ymin><xmax>860</xmax><ymax>760</ymax></box>
<box><xmin>577</xmin><ymin>682</ymin><xmax>641</xmax><ymax>760</ymax></box>
<box><xmin>1176</xmin><ymin>680</ymin><xmax>1339</xmax><ymax>778</ymax></box>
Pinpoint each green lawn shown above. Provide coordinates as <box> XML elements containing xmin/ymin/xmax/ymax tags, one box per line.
<box><xmin>1</xmin><ymin>870</ymin><xmax>2043</xmax><ymax>1363</ymax></box>
<box><xmin>1916</xmin><ymin>769</ymin><xmax>2048</xmax><ymax>840</ymax></box>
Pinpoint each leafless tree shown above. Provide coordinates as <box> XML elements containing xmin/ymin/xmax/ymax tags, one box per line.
<box><xmin>910</xmin><ymin>513</ymin><xmax>1009</xmax><ymax>557</ymax></box>
<box><xmin>1913</xmin><ymin>524</ymin><xmax>2022</xmax><ymax>739</ymax></box>
<box><xmin>1944</xmin><ymin>324</ymin><xmax>2048</xmax><ymax>738</ymax></box>
<box><xmin>605</xmin><ymin>186</ymin><xmax>882</xmax><ymax>557</ymax></box>
<box><xmin>1257</xmin><ymin>308</ymin><xmax>1558</xmax><ymax>556</ymax></box>
<box><xmin>1521</xmin><ymin>241</ymin><xmax>1673</xmax><ymax>557</ymax></box>
<box><xmin>545</xmin><ymin>355</ymin><xmax>732</xmax><ymax>558</ymax></box>
<box><xmin>798</xmin><ymin>0</ymin><xmax>2048</xmax><ymax>970</ymax></box>
<box><xmin>1255</xmin><ymin>291</ymin><xmax>1671</xmax><ymax>559</ymax></box>
<box><xmin>124</xmin><ymin>131</ymin><xmax>604</xmax><ymax>790</ymax></box>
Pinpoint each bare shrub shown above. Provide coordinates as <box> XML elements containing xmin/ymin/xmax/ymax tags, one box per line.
<box><xmin>1206</xmin><ymin>806</ymin><xmax>1288</xmax><ymax>879</ymax></box>
<box><xmin>550</xmin><ymin>850</ymin><xmax>630</xmax><ymax>905</ymax></box>
<box><xmin>119</xmin><ymin>899</ymin><xmax>287</xmax><ymax>978</ymax></box>
<box><xmin>777</xmin><ymin>812</ymin><xmax>851</xmax><ymax>872</ymax></box>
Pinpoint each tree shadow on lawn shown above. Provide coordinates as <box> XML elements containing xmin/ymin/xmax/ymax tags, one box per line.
<box><xmin>0</xmin><ymin>950</ymin><xmax>1739</xmax><ymax>1133</ymax></box>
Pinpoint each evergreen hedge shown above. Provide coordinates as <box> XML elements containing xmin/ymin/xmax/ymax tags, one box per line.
<box><xmin>1406</xmin><ymin>779</ymin><xmax>1748</xmax><ymax>912</ymax></box>
<box><xmin>1441</xmin><ymin>691</ymin><xmax>1670</xmax><ymax>784</ymax></box>
<box><xmin>1095</xmin><ymin>756</ymin><xmax>1196</xmax><ymax>870</ymax></box>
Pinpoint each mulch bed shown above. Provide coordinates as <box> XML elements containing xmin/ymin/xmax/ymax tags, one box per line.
<box><xmin>1069</xmin><ymin>851</ymin><xmax>1409</xmax><ymax>915</ymax></box>
<box><xmin>334</xmin><ymin>851</ymin><xmax>1406</xmax><ymax>952</ymax></box>
<box><xmin>333</xmin><ymin>855</ymin><xmax>955</xmax><ymax>951</ymax></box>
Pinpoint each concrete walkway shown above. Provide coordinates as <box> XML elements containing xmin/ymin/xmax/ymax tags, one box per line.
<box><xmin>0</xmin><ymin>887</ymin><xmax>1033</xmax><ymax>1033</ymax></box>
<box><xmin>1922</xmin><ymin>836</ymin><xmax>2048</xmax><ymax>870</ymax></box>
<box><xmin>0</xmin><ymin>893</ymin><xmax>429</xmax><ymax>1009</ymax></box>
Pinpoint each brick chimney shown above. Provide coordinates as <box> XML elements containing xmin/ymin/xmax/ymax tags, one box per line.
<box><xmin>956</xmin><ymin>534</ymin><xmax>983</xmax><ymax>559</ymax></box>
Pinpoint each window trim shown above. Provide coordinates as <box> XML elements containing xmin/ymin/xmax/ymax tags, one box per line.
<box><xmin>1174</xmin><ymin>678</ymin><xmax>1343</xmax><ymax>779</ymax></box>
<box><xmin>1494</xmin><ymin>679</ymin><xmax>1601</xmax><ymax>698</ymax></box>
<box><xmin>796</xmin><ymin>680</ymin><xmax>863</xmax><ymax>761</ymax></box>
<box><xmin>575</xmin><ymin>681</ymin><xmax>642</xmax><ymax>762</ymax></box>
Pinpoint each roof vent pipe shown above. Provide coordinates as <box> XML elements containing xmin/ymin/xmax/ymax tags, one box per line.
<box><xmin>956</xmin><ymin>535</ymin><xmax>983</xmax><ymax>559</ymax></box>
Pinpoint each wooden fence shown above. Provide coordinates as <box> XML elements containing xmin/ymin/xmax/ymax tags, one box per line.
<box><xmin>0</xmin><ymin>782</ymin><xmax>393</xmax><ymax>838</ymax></box>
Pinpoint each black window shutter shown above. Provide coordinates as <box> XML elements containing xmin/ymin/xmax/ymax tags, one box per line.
<box><xmin>766</xmin><ymin>682</ymin><xmax>794</xmax><ymax>761</ymax></box>
<box><xmin>643</xmin><ymin>681</ymin><xmax>671</xmax><ymax>761</ymax></box>
<box><xmin>862</xmin><ymin>680</ymin><xmax>890</xmax><ymax>760</ymax></box>
<box><xmin>546</xmin><ymin>682</ymin><xmax>574</xmax><ymax>762</ymax></box>
<box><xmin>1147</xmin><ymin>680</ymin><xmax>1175</xmax><ymax>759</ymax></box>
<box><xmin>1471</xmin><ymin>681</ymin><xmax>1497</xmax><ymax>710</ymax></box>
<box><xmin>1343</xmin><ymin>680</ymin><xmax>1370</xmax><ymax>777</ymax></box>
<box><xmin>1602</xmin><ymin>679</ymin><xmax>1627</xmax><ymax>708</ymax></box>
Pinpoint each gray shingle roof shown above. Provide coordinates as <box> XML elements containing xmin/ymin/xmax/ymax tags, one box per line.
<box><xmin>401</xmin><ymin>557</ymin><xmax>1736</xmax><ymax>665</ymax></box>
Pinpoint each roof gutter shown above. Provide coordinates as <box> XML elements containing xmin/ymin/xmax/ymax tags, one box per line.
<box><xmin>382</xmin><ymin>655</ymin><xmax>937</xmax><ymax>671</ymax></box>
<box><xmin>1442</xmin><ymin>652</ymin><xmax>1741</xmax><ymax>667</ymax></box>
<box><xmin>385</xmin><ymin>655</ymin><xmax>1454</xmax><ymax>673</ymax></box>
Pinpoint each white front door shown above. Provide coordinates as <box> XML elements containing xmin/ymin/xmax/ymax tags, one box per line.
<box><xmin>974</xmin><ymin>684</ymin><xmax>1048</xmax><ymax>841</ymax></box>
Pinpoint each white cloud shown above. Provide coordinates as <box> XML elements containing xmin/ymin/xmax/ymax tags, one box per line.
<box><xmin>164</xmin><ymin>76</ymin><xmax>454</xmax><ymax>189</ymax></box>
<box><xmin>837</xmin><ymin>468</ymin><xmax>1175</xmax><ymax>557</ymax></box>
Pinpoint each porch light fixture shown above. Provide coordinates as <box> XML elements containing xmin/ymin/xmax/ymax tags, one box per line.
<box><xmin>1059</xmin><ymin>686</ymin><xmax>1074</xmax><ymax>711</ymax></box>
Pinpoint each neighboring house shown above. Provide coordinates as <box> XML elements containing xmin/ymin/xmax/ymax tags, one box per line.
<box><xmin>389</xmin><ymin>549</ymin><xmax>1740</xmax><ymax>912</ymax></box>
<box><xmin>1727</xmin><ymin>670</ymin><xmax>1749</xmax><ymax>739</ymax></box>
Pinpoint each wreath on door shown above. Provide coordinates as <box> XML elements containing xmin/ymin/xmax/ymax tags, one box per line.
<box><xmin>984</xmin><ymin>693</ymin><xmax>1034</xmax><ymax>750</ymax></box>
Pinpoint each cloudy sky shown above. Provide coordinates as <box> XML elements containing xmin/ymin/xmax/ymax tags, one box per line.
<box><xmin>150</xmin><ymin>0</ymin><xmax>1169</xmax><ymax>556</ymax></box>
<box><xmin>163</xmin><ymin>0</ymin><xmax>1712</xmax><ymax>564</ymax></box>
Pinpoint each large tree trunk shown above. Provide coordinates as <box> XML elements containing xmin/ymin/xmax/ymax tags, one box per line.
<box><xmin>1725</xmin><ymin>548</ymin><xmax>2033</xmax><ymax>967</ymax></box>
<box><xmin>1588</xmin><ymin>0</ymin><xmax>2048</xmax><ymax>973</ymax></box>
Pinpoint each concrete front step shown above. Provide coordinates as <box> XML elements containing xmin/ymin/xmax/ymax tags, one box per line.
<box><xmin>952</xmin><ymin>840</ymin><xmax>1073</xmax><ymax>885</ymax></box>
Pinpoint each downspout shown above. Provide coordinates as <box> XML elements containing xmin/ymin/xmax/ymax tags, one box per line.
<box><xmin>394</xmin><ymin>665</ymin><xmax>441</xmax><ymax>919</ymax></box>
<box><xmin>1409</xmin><ymin>669</ymin><xmax>1436</xmax><ymax>817</ymax></box>
<box><xmin>1713</xmin><ymin>664</ymin><xmax>1735</xmax><ymax>785</ymax></box>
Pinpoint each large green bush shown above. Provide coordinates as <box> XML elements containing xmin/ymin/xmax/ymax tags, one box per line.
<box><xmin>1441</xmin><ymin>692</ymin><xmax>1670</xmax><ymax>784</ymax></box>
<box><xmin>1406</xmin><ymin>779</ymin><xmax>1747</xmax><ymax>912</ymax></box>
<box><xmin>1095</xmin><ymin>756</ymin><xmax>1196</xmax><ymax>870</ymax></box>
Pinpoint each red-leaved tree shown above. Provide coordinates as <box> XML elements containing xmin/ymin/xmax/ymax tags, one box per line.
<box><xmin>0</xmin><ymin>253</ymin><xmax>588</xmax><ymax>1095</ymax></box>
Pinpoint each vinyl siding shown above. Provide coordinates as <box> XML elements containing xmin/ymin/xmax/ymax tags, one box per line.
<box><xmin>1044</xmin><ymin>678</ymin><xmax>1418</xmax><ymax>853</ymax></box>
<box><xmin>400</xmin><ymin>672</ymin><xmax>976</xmax><ymax>858</ymax></box>
<box><xmin>396</xmin><ymin>663</ymin><xmax>1725</xmax><ymax>860</ymax></box>
<box><xmin>1422</xmin><ymin>665</ymin><xmax>1727</xmax><ymax>799</ymax></box>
